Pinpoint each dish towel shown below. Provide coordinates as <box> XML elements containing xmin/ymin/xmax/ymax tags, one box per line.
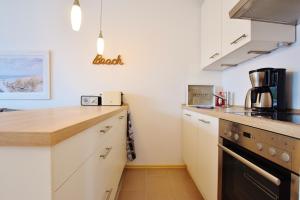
<box><xmin>127</xmin><ymin>112</ymin><xmax>136</xmax><ymax>161</ymax></box>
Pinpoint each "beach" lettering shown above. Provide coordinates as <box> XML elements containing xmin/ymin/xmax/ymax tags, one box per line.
<box><xmin>92</xmin><ymin>55</ymin><xmax>124</xmax><ymax>65</ymax></box>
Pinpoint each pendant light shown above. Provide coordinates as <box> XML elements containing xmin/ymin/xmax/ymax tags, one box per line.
<box><xmin>71</xmin><ymin>0</ymin><xmax>82</xmax><ymax>31</ymax></box>
<box><xmin>97</xmin><ymin>0</ymin><xmax>105</xmax><ymax>55</ymax></box>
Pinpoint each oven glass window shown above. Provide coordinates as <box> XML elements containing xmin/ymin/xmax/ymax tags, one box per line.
<box><xmin>221</xmin><ymin>141</ymin><xmax>291</xmax><ymax>200</ymax></box>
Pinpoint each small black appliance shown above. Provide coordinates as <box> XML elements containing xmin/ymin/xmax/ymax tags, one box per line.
<box><xmin>246</xmin><ymin>68</ymin><xmax>286</xmax><ymax>111</ymax></box>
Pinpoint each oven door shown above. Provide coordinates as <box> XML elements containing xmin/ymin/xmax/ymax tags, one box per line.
<box><xmin>219</xmin><ymin>138</ymin><xmax>292</xmax><ymax>200</ymax></box>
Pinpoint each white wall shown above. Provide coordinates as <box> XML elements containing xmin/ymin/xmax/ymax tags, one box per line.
<box><xmin>0</xmin><ymin>0</ymin><xmax>221</xmax><ymax>164</ymax></box>
<box><xmin>222</xmin><ymin>25</ymin><xmax>300</xmax><ymax>109</ymax></box>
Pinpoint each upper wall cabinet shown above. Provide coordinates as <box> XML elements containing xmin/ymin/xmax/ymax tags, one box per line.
<box><xmin>222</xmin><ymin>0</ymin><xmax>251</xmax><ymax>56</ymax></box>
<box><xmin>200</xmin><ymin>0</ymin><xmax>222</xmax><ymax>68</ymax></box>
<box><xmin>201</xmin><ymin>0</ymin><xmax>296</xmax><ymax>71</ymax></box>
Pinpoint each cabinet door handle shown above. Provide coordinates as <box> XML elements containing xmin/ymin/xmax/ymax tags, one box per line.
<box><xmin>230</xmin><ymin>34</ymin><xmax>247</xmax><ymax>45</ymax></box>
<box><xmin>198</xmin><ymin>119</ymin><xmax>210</xmax><ymax>124</ymax></box>
<box><xmin>184</xmin><ymin>114</ymin><xmax>192</xmax><ymax>117</ymax></box>
<box><xmin>100</xmin><ymin>147</ymin><xmax>112</xmax><ymax>159</ymax></box>
<box><xmin>209</xmin><ymin>52</ymin><xmax>220</xmax><ymax>59</ymax></box>
<box><xmin>221</xmin><ymin>64</ymin><xmax>238</xmax><ymax>67</ymax></box>
<box><xmin>105</xmin><ymin>188</ymin><xmax>113</xmax><ymax>200</ymax></box>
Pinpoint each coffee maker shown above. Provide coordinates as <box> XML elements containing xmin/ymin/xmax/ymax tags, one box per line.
<box><xmin>245</xmin><ymin>68</ymin><xmax>286</xmax><ymax>112</ymax></box>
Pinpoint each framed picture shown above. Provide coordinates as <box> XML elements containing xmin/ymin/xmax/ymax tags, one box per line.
<box><xmin>0</xmin><ymin>51</ymin><xmax>50</xmax><ymax>99</ymax></box>
<box><xmin>81</xmin><ymin>96</ymin><xmax>101</xmax><ymax>106</ymax></box>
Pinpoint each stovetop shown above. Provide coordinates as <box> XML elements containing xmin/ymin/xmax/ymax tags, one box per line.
<box><xmin>228</xmin><ymin>110</ymin><xmax>300</xmax><ymax>125</ymax></box>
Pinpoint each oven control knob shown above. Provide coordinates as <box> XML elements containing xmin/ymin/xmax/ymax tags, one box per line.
<box><xmin>226</xmin><ymin>131</ymin><xmax>232</xmax><ymax>137</ymax></box>
<box><xmin>268</xmin><ymin>147</ymin><xmax>277</xmax><ymax>156</ymax></box>
<box><xmin>233</xmin><ymin>134</ymin><xmax>239</xmax><ymax>141</ymax></box>
<box><xmin>281</xmin><ymin>152</ymin><xmax>290</xmax><ymax>162</ymax></box>
<box><xmin>256</xmin><ymin>143</ymin><xmax>263</xmax><ymax>151</ymax></box>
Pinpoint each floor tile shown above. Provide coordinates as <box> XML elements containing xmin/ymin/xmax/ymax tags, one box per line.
<box><xmin>147</xmin><ymin>168</ymin><xmax>169</xmax><ymax>177</ymax></box>
<box><xmin>121</xmin><ymin>169</ymin><xmax>146</xmax><ymax>192</ymax></box>
<box><xmin>147</xmin><ymin>191</ymin><xmax>173</xmax><ymax>200</ymax></box>
<box><xmin>168</xmin><ymin>168</ymin><xmax>190</xmax><ymax>181</ymax></box>
<box><xmin>117</xmin><ymin>168</ymin><xmax>204</xmax><ymax>200</ymax></box>
<box><xmin>146</xmin><ymin>175</ymin><xmax>172</xmax><ymax>193</ymax></box>
<box><xmin>118</xmin><ymin>190</ymin><xmax>146</xmax><ymax>200</ymax></box>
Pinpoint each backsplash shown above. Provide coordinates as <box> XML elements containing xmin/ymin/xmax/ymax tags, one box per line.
<box><xmin>222</xmin><ymin>26</ymin><xmax>300</xmax><ymax>109</ymax></box>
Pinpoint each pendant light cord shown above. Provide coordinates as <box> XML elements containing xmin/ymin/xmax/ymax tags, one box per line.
<box><xmin>100</xmin><ymin>0</ymin><xmax>103</xmax><ymax>32</ymax></box>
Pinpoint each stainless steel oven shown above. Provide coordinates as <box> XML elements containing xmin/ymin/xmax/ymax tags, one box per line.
<box><xmin>218</xmin><ymin>119</ymin><xmax>300</xmax><ymax>200</ymax></box>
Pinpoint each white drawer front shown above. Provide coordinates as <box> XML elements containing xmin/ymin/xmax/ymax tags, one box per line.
<box><xmin>52</xmin><ymin>116</ymin><xmax>118</xmax><ymax>191</ymax></box>
<box><xmin>54</xmin><ymin>125</ymin><xmax>126</xmax><ymax>200</ymax></box>
<box><xmin>182</xmin><ymin>109</ymin><xmax>195</xmax><ymax>117</ymax></box>
<box><xmin>54</xmin><ymin>150</ymin><xmax>109</xmax><ymax>200</ymax></box>
<box><xmin>194</xmin><ymin>112</ymin><xmax>218</xmax><ymax>130</ymax></box>
<box><xmin>107</xmin><ymin>113</ymin><xmax>127</xmax><ymax>199</ymax></box>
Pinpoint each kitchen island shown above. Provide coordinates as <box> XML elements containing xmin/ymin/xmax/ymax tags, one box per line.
<box><xmin>0</xmin><ymin>106</ymin><xmax>128</xmax><ymax>200</ymax></box>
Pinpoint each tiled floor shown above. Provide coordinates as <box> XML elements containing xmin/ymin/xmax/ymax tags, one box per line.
<box><xmin>117</xmin><ymin>168</ymin><xmax>204</xmax><ymax>200</ymax></box>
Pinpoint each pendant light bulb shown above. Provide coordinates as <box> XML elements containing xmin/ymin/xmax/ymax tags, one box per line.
<box><xmin>71</xmin><ymin>0</ymin><xmax>82</xmax><ymax>31</ymax></box>
<box><xmin>97</xmin><ymin>31</ymin><xmax>105</xmax><ymax>55</ymax></box>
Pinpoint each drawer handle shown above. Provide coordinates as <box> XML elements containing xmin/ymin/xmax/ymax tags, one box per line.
<box><xmin>230</xmin><ymin>34</ymin><xmax>247</xmax><ymax>45</ymax></box>
<box><xmin>105</xmin><ymin>188</ymin><xmax>113</xmax><ymax>200</ymax></box>
<box><xmin>100</xmin><ymin>147</ymin><xmax>112</xmax><ymax>159</ymax></box>
<box><xmin>198</xmin><ymin>119</ymin><xmax>210</xmax><ymax>124</ymax></box>
<box><xmin>209</xmin><ymin>52</ymin><xmax>220</xmax><ymax>59</ymax></box>
<box><xmin>99</xmin><ymin>129</ymin><xmax>107</xmax><ymax>135</ymax></box>
<box><xmin>119</xmin><ymin>116</ymin><xmax>125</xmax><ymax>119</ymax></box>
<box><xmin>184</xmin><ymin>114</ymin><xmax>192</xmax><ymax>117</ymax></box>
<box><xmin>98</xmin><ymin>126</ymin><xmax>112</xmax><ymax>135</ymax></box>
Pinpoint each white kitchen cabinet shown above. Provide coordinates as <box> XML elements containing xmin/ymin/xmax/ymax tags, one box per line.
<box><xmin>221</xmin><ymin>0</ymin><xmax>251</xmax><ymax>56</ymax></box>
<box><xmin>182</xmin><ymin>109</ymin><xmax>219</xmax><ymax>200</ymax></box>
<box><xmin>108</xmin><ymin>113</ymin><xmax>128</xmax><ymax>199</ymax></box>
<box><xmin>201</xmin><ymin>0</ymin><xmax>222</xmax><ymax>68</ymax></box>
<box><xmin>0</xmin><ymin>109</ymin><xmax>127</xmax><ymax>200</ymax></box>
<box><xmin>205</xmin><ymin>20</ymin><xmax>295</xmax><ymax>70</ymax></box>
<box><xmin>54</xmin><ymin>139</ymin><xmax>124</xmax><ymax>200</ymax></box>
<box><xmin>54</xmin><ymin>110</ymin><xmax>127</xmax><ymax>200</ymax></box>
<box><xmin>195</xmin><ymin>113</ymin><xmax>219</xmax><ymax>200</ymax></box>
<box><xmin>182</xmin><ymin>110</ymin><xmax>199</xmax><ymax>181</ymax></box>
<box><xmin>182</xmin><ymin>110</ymin><xmax>192</xmax><ymax>166</ymax></box>
<box><xmin>52</xmin><ymin>116</ymin><xmax>117</xmax><ymax>190</ymax></box>
<box><xmin>201</xmin><ymin>0</ymin><xmax>296</xmax><ymax>71</ymax></box>
<box><xmin>54</xmin><ymin>149</ymin><xmax>108</xmax><ymax>200</ymax></box>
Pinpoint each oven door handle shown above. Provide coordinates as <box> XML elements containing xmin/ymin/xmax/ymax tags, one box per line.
<box><xmin>218</xmin><ymin>144</ymin><xmax>281</xmax><ymax>186</ymax></box>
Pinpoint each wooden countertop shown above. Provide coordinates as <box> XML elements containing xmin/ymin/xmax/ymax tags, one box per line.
<box><xmin>0</xmin><ymin>106</ymin><xmax>128</xmax><ymax>146</ymax></box>
<box><xmin>182</xmin><ymin>105</ymin><xmax>300</xmax><ymax>139</ymax></box>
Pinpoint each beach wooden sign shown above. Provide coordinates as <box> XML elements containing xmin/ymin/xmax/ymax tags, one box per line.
<box><xmin>93</xmin><ymin>55</ymin><xmax>124</xmax><ymax>65</ymax></box>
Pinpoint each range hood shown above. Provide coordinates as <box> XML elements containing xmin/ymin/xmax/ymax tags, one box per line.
<box><xmin>230</xmin><ymin>0</ymin><xmax>300</xmax><ymax>25</ymax></box>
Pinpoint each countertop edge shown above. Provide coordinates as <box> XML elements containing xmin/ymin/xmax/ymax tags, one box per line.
<box><xmin>0</xmin><ymin>106</ymin><xmax>128</xmax><ymax>147</ymax></box>
<box><xmin>182</xmin><ymin>105</ymin><xmax>300</xmax><ymax>139</ymax></box>
<box><xmin>50</xmin><ymin>106</ymin><xmax>128</xmax><ymax>146</ymax></box>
